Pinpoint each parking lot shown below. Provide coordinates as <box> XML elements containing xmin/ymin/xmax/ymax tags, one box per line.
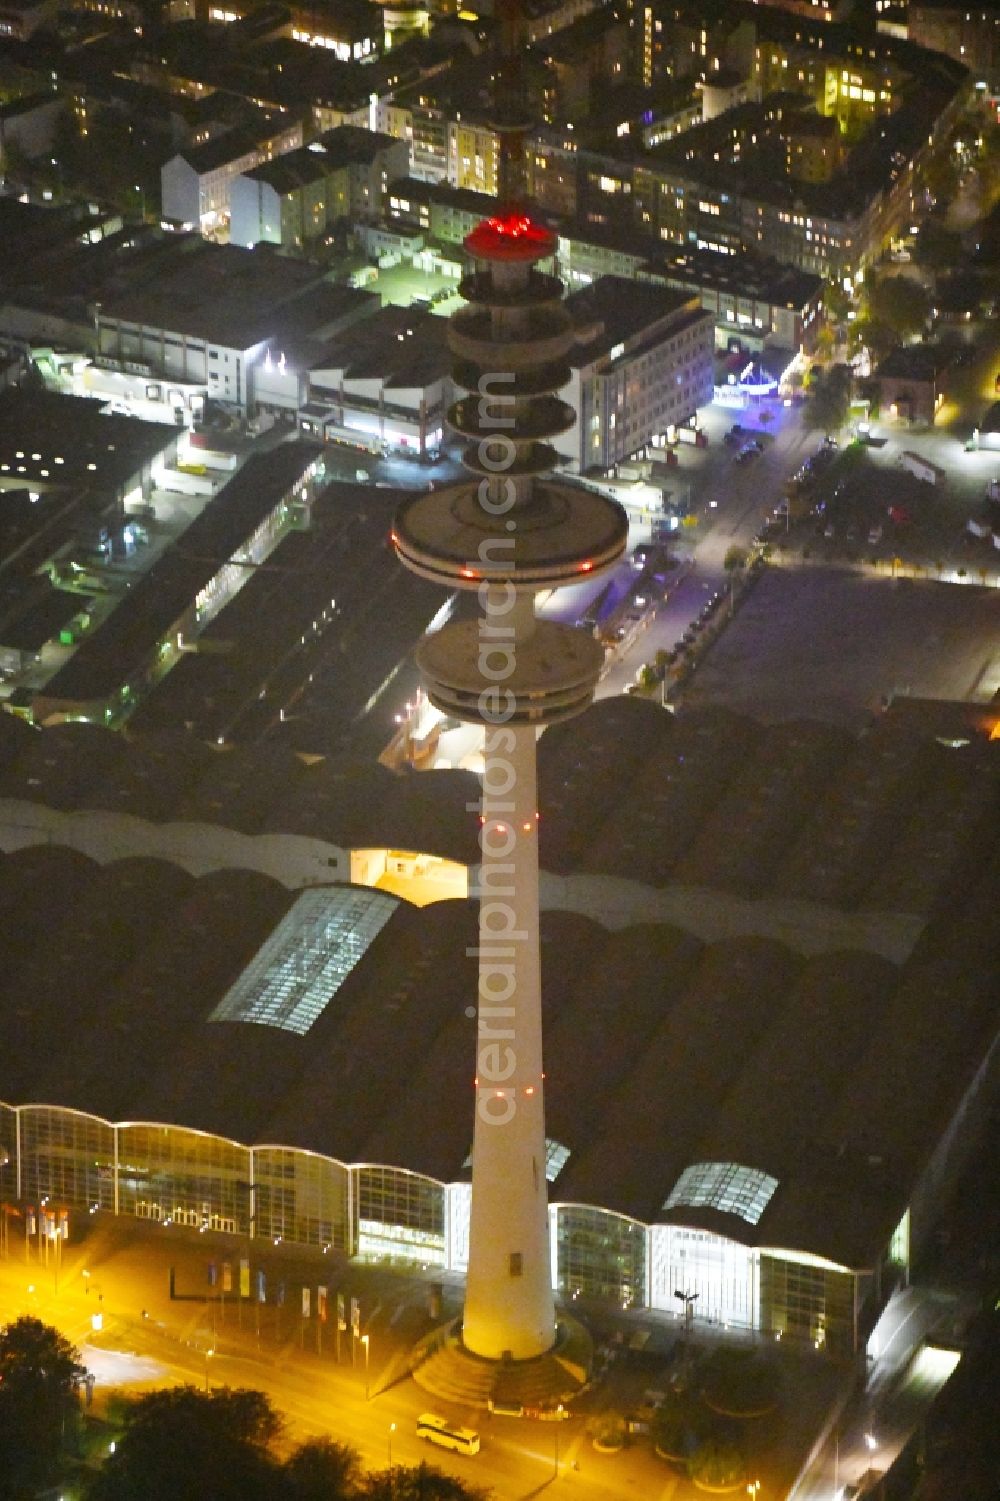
<box><xmin>681</xmin><ymin>566</ymin><xmax>1000</xmax><ymax>729</ymax></box>
<box><xmin>760</xmin><ymin>436</ymin><xmax>1000</xmax><ymax>572</ymax></box>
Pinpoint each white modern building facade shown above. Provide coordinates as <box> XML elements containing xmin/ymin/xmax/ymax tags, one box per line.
<box><xmin>0</xmin><ymin>1099</ymin><xmax>882</xmax><ymax>1358</ymax></box>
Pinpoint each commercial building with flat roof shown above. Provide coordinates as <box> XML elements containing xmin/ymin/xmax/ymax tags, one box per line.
<box><xmin>0</xmin><ymin>233</ymin><xmax>380</xmax><ymax>416</ymax></box>
<box><xmin>556</xmin><ymin>277</ymin><xmax>715</xmax><ymax>471</ymax></box>
<box><xmin>30</xmin><ymin>441</ymin><xmax>321</xmax><ymax>726</ymax></box>
<box><xmin>0</xmin><ymin>699</ymin><xmax>997</xmax><ymax>1356</ymax></box>
<box><xmin>298</xmin><ymin>304</ymin><xmax>450</xmax><ymax>456</ymax></box>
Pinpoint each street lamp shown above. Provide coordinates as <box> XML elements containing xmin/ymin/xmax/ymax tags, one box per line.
<box><xmin>204</xmin><ymin>1347</ymin><xmax>214</xmax><ymax>1391</ymax></box>
<box><xmin>675</xmin><ymin>1289</ymin><xmax>699</xmax><ymax>1375</ymax></box>
<box><xmin>388</xmin><ymin>1421</ymin><xmax>395</xmax><ymax>1474</ymax></box>
<box><xmin>361</xmin><ymin>1332</ymin><xmax>370</xmax><ymax>1400</ymax></box>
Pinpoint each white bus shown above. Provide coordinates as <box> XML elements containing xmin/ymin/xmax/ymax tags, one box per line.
<box><xmin>416</xmin><ymin>1413</ymin><xmax>481</xmax><ymax>1455</ymax></box>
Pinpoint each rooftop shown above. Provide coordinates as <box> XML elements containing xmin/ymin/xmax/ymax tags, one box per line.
<box><xmin>37</xmin><ymin>441</ymin><xmax>320</xmax><ymax>706</ymax></box>
<box><xmin>242</xmin><ymin>126</ymin><xmax>401</xmax><ymax>192</ymax></box>
<box><xmin>94</xmin><ymin>238</ymin><xmax>372</xmax><ymax>350</ymax></box>
<box><xmin>0</xmin><ymin>388</ymin><xmax>178</xmax><ymax>499</ymax></box>
<box><xmin>311</xmin><ymin>304</ymin><xmax>450</xmax><ymax>388</ymax></box>
<box><xmin>0</xmin><ymin>703</ymin><xmax>996</xmax><ymax>1269</ymax></box>
<box><xmin>875</xmin><ymin>343</ymin><xmax>953</xmax><ymax>382</ymax></box>
<box><xmin>566</xmin><ymin>275</ymin><xmax>706</xmax><ymax>365</ymax></box>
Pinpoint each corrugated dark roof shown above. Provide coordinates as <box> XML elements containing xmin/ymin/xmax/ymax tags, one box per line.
<box><xmin>557</xmin><ymin>935</ymin><xmax>800</xmax><ymax>1219</ymax></box>
<box><xmin>40</xmin><ymin>443</ymin><xmax>321</xmax><ymax>704</ymax></box>
<box><xmin>1</xmin><ymin>707</ymin><xmax>998</xmax><ymax>1271</ymax></box>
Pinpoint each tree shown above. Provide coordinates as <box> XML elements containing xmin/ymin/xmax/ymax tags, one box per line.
<box><xmin>849</xmin><ymin>316</ymin><xmax>896</xmax><ymax>365</ymax></box>
<box><xmin>0</xmin><ymin>1317</ymin><xmax>86</xmax><ymax>1499</ymax></box>
<box><xmin>809</xmin><ymin>363</ymin><xmax>853</xmax><ymax>433</ymax></box>
<box><xmin>652</xmin><ymin>1391</ymin><xmax>712</xmax><ymax>1464</ymax></box>
<box><xmin>822</xmin><ymin>278</ymin><xmax>851</xmax><ymax>324</ymax></box>
<box><xmin>688</xmin><ymin>1435</ymin><xmax>746</xmax><ymax>1492</ymax></box>
<box><xmin>88</xmin><ymin>1386</ymin><xmax>283</xmax><ymax>1501</ymax></box>
<box><xmin>588</xmin><ymin>1410</ymin><xmax>627</xmax><ymax>1450</ymax></box>
<box><xmin>723</xmin><ymin>544</ymin><xmax>748</xmax><ymax>616</ymax></box>
<box><xmin>865</xmin><ymin>275</ymin><xmax>930</xmax><ymax>341</ymax></box>
<box><xmin>922</xmin><ymin>150</ymin><xmax>961</xmax><ymax>203</ymax></box>
<box><xmin>357</xmin><ymin>1464</ymin><xmax>490</xmax><ymax>1500</ymax></box>
<box><xmin>916</xmin><ymin>220</ymin><xmax>964</xmax><ymax>272</ymax></box>
<box><xmin>283</xmin><ymin>1437</ymin><xmax>363</xmax><ymax>1500</ymax></box>
<box><xmin>815</xmin><ymin>324</ymin><xmax>836</xmax><ymax>359</ymax></box>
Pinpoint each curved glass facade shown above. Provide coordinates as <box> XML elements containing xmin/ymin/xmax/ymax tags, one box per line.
<box><xmin>555</xmin><ymin>1203</ymin><xmax>648</xmax><ymax>1309</ymax></box>
<box><xmin>254</xmin><ymin>1146</ymin><xmax>350</xmax><ymax>1251</ymax></box>
<box><xmin>0</xmin><ymin>1101</ymin><xmax>859</xmax><ymax>1354</ymax></box>
<box><xmin>18</xmin><ymin>1106</ymin><xmax>116</xmax><ymax>1216</ymax></box>
<box><xmin>117</xmin><ymin>1123</ymin><xmax>251</xmax><ymax>1233</ymax></box>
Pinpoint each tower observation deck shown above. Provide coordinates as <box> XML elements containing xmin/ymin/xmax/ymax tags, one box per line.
<box><xmin>393</xmin><ymin>0</ymin><xmax>627</xmax><ymax>1392</ymax></box>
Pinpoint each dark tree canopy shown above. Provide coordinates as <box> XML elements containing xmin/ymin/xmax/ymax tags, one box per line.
<box><xmin>865</xmin><ymin>275</ymin><xmax>931</xmax><ymax>340</ymax></box>
<box><xmin>283</xmin><ymin>1437</ymin><xmax>363</xmax><ymax>1500</ymax></box>
<box><xmin>357</xmin><ymin>1465</ymin><xmax>492</xmax><ymax>1501</ymax></box>
<box><xmin>86</xmin><ymin>1390</ymin><xmax>491</xmax><ymax>1501</ymax></box>
<box><xmin>0</xmin><ymin>1317</ymin><xmax>86</xmax><ymax>1500</ymax></box>
<box><xmin>88</xmin><ymin>1386</ymin><xmax>283</xmax><ymax>1501</ymax></box>
<box><xmin>808</xmin><ymin>363</ymin><xmax>853</xmax><ymax>433</ymax></box>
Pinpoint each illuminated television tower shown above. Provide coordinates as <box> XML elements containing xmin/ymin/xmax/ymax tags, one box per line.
<box><xmin>394</xmin><ymin>0</ymin><xmax>627</xmax><ymax>1384</ymax></box>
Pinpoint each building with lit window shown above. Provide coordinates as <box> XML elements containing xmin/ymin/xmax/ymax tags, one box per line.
<box><xmin>229</xmin><ymin>127</ymin><xmax>407</xmax><ymax>250</ymax></box>
<box><xmin>3</xmin><ymin>699</ymin><xmax>996</xmax><ymax>1357</ymax></box>
<box><xmin>555</xmin><ymin>277</ymin><xmax>715</xmax><ymax>471</ymax></box>
<box><xmin>908</xmin><ymin>1</ymin><xmax>1000</xmax><ymax>91</ymax></box>
<box><xmin>0</xmin><ymin>0</ymin><xmax>56</xmax><ymax>38</ymax></box>
<box><xmin>296</xmin><ymin>304</ymin><xmax>450</xmax><ymax>457</ymax></box>
<box><xmin>161</xmin><ymin>118</ymin><xmax>305</xmax><ymax>232</ymax></box>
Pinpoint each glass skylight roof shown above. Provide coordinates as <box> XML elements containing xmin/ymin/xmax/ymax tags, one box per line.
<box><xmin>664</xmin><ymin>1162</ymin><xmax>779</xmax><ymax>1226</ymax></box>
<box><xmin>544</xmin><ymin>1139</ymin><xmax>571</xmax><ymax>1182</ymax></box>
<box><xmin>210</xmin><ymin>887</ymin><xmax>398</xmax><ymax>1036</ymax></box>
<box><xmin>463</xmin><ymin>1137</ymin><xmax>571</xmax><ymax>1182</ymax></box>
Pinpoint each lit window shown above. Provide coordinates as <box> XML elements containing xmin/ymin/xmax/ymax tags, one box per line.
<box><xmin>210</xmin><ymin>888</ymin><xmax>398</xmax><ymax>1035</ymax></box>
<box><xmin>664</xmin><ymin>1162</ymin><xmax>779</xmax><ymax>1226</ymax></box>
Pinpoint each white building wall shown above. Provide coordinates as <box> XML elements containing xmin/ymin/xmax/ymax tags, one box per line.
<box><xmin>650</xmin><ymin>1224</ymin><xmax>759</xmax><ymax>1330</ymax></box>
<box><xmin>552</xmin><ymin>366</ymin><xmax>583</xmax><ymax>471</ymax></box>
<box><xmin>0</xmin><ymin>800</ymin><xmax>353</xmax><ymax>885</ymax></box>
<box><xmin>229</xmin><ymin>175</ymin><xmax>278</xmax><ymax>248</ymax></box>
<box><xmin>160</xmin><ymin>155</ymin><xmax>200</xmax><ymax>225</ymax></box>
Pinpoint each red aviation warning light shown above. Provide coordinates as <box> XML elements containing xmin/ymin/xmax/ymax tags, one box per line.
<box><xmin>465</xmin><ymin>212</ymin><xmax>556</xmax><ymax>262</ymax></box>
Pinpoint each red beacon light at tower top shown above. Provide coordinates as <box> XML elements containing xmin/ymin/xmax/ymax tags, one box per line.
<box><xmin>465</xmin><ymin>211</ymin><xmax>555</xmax><ymax>262</ymax></box>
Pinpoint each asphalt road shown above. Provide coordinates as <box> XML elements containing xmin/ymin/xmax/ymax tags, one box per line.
<box><xmin>0</xmin><ymin>1230</ymin><xmax>686</xmax><ymax>1501</ymax></box>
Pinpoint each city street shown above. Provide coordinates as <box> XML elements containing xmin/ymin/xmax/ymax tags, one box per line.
<box><xmin>0</xmin><ymin>1223</ymin><xmax>687</xmax><ymax>1501</ymax></box>
<box><xmin>2</xmin><ymin>1216</ymin><xmax>968</xmax><ymax>1501</ymax></box>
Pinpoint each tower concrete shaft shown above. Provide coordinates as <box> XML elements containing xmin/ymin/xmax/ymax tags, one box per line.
<box><xmin>464</xmin><ymin>599</ymin><xmax>550</xmax><ymax>1358</ymax></box>
<box><xmin>393</xmin><ymin>52</ymin><xmax>627</xmax><ymax>1376</ymax></box>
